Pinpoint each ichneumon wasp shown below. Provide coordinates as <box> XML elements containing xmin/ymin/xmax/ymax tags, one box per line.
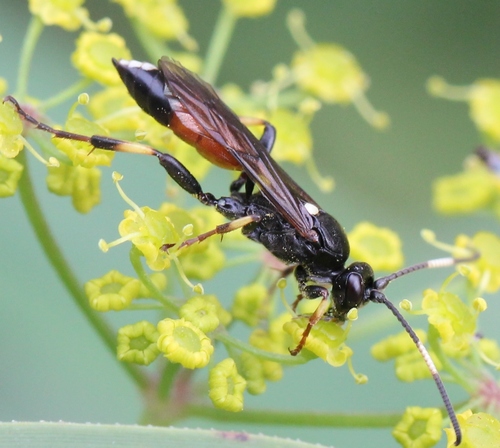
<box><xmin>5</xmin><ymin>56</ymin><xmax>478</xmax><ymax>445</ymax></box>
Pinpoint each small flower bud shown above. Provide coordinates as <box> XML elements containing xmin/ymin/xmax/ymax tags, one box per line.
<box><xmin>392</xmin><ymin>407</ymin><xmax>443</xmax><ymax>448</ymax></box>
<box><xmin>117</xmin><ymin>320</ymin><xmax>160</xmax><ymax>365</ymax></box>
<box><xmin>208</xmin><ymin>358</ymin><xmax>246</xmax><ymax>412</ymax></box>
<box><xmin>157</xmin><ymin>318</ymin><xmax>214</xmax><ymax>369</ymax></box>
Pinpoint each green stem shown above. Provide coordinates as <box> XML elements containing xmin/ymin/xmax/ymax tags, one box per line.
<box><xmin>202</xmin><ymin>6</ymin><xmax>238</xmax><ymax>84</ymax></box>
<box><xmin>40</xmin><ymin>78</ymin><xmax>93</xmax><ymax>111</ymax></box>
<box><xmin>15</xmin><ymin>15</ymin><xmax>45</xmax><ymax>99</ymax></box>
<box><xmin>129</xmin><ymin>246</ymin><xmax>180</xmax><ymax>314</ymax></box>
<box><xmin>187</xmin><ymin>405</ymin><xmax>401</xmax><ymax>428</ymax></box>
<box><xmin>17</xmin><ymin>151</ymin><xmax>148</xmax><ymax>390</ymax></box>
<box><xmin>157</xmin><ymin>361</ymin><xmax>182</xmax><ymax>400</ymax></box>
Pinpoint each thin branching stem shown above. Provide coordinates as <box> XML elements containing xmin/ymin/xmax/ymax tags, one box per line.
<box><xmin>17</xmin><ymin>151</ymin><xmax>149</xmax><ymax>390</ymax></box>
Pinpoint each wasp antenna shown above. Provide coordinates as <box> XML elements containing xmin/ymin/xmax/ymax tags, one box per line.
<box><xmin>374</xmin><ymin>249</ymin><xmax>479</xmax><ymax>291</ymax></box>
<box><xmin>370</xmin><ymin>290</ymin><xmax>461</xmax><ymax>446</ymax></box>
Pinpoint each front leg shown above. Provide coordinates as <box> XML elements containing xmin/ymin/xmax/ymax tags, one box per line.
<box><xmin>179</xmin><ymin>214</ymin><xmax>261</xmax><ymax>249</ymax></box>
<box><xmin>289</xmin><ymin>266</ymin><xmax>331</xmax><ymax>355</ymax></box>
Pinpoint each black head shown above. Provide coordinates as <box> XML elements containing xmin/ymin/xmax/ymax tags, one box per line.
<box><xmin>331</xmin><ymin>261</ymin><xmax>374</xmax><ymax>319</ymax></box>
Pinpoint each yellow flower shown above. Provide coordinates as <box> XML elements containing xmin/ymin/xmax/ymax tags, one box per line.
<box><xmin>53</xmin><ymin>116</ymin><xmax>114</xmax><ymax>168</ymax></box>
<box><xmin>394</xmin><ymin>349</ymin><xmax>442</xmax><ymax>382</ymax></box>
<box><xmin>117</xmin><ymin>321</ymin><xmax>160</xmax><ymax>365</ymax></box>
<box><xmin>478</xmin><ymin>338</ymin><xmax>500</xmax><ymax>363</ymax></box>
<box><xmin>393</xmin><ymin>407</ymin><xmax>443</xmax><ymax>448</ymax></box>
<box><xmin>0</xmin><ymin>101</ymin><xmax>24</xmax><ymax>158</ymax></box>
<box><xmin>179</xmin><ymin>295</ymin><xmax>220</xmax><ymax>333</ymax></box>
<box><xmin>180</xmin><ymin>241</ymin><xmax>226</xmax><ymax>280</ymax></box>
<box><xmin>232</xmin><ymin>283</ymin><xmax>268</xmax><ymax>326</ymax></box>
<box><xmin>265</xmin><ymin>108</ymin><xmax>313</xmax><ymax>165</ymax></box>
<box><xmin>469</xmin><ymin>79</ymin><xmax>500</xmax><ymax>142</ymax></box>
<box><xmin>0</xmin><ymin>154</ymin><xmax>24</xmax><ymax>197</ymax></box>
<box><xmin>456</xmin><ymin>232</ymin><xmax>500</xmax><ymax>293</ymax></box>
<box><xmin>208</xmin><ymin>358</ymin><xmax>247</xmax><ymax>412</ymax></box>
<box><xmin>157</xmin><ymin>318</ymin><xmax>214</xmax><ymax>369</ymax></box>
<box><xmin>118</xmin><ymin>207</ymin><xmax>178</xmax><ymax>271</ymax></box>
<box><xmin>283</xmin><ymin>318</ymin><xmax>351</xmax><ymax>367</ymax></box>
<box><xmin>348</xmin><ymin>221</ymin><xmax>404</xmax><ymax>272</ymax></box>
<box><xmin>205</xmin><ymin>295</ymin><xmax>232</xmax><ymax>327</ymax></box>
<box><xmin>422</xmin><ymin>289</ymin><xmax>475</xmax><ymax>356</ymax></box>
<box><xmin>46</xmin><ymin>164</ymin><xmax>101</xmax><ymax>213</ymax></box>
<box><xmin>239</xmin><ymin>352</ymin><xmax>266</xmax><ymax>395</ymax></box>
<box><xmin>113</xmin><ymin>0</ymin><xmax>194</xmax><ymax>48</ymax></box>
<box><xmin>292</xmin><ymin>43</ymin><xmax>368</xmax><ymax>104</ymax></box>
<box><xmin>72</xmin><ymin>32</ymin><xmax>132</xmax><ymax>85</ymax></box>
<box><xmin>88</xmin><ymin>86</ymin><xmax>145</xmax><ymax>132</ymax></box>
<box><xmin>445</xmin><ymin>410</ymin><xmax>500</xmax><ymax>448</ymax></box>
<box><xmin>29</xmin><ymin>0</ymin><xmax>88</xmax><ymax>31</ymax></box>
<box><xmin>85</xmin><ymin>270</ymin><xmax>141</xmax><ymax>311</ymax></box>
<box><xmin>223</xmin><ymin>0</ymin><xmax>277</xmax><ymax>17</ymax></box>
<box><xmin>433</xmin><ymin>169</ymin><xmax>496</xmax><ymax>215</ymax></box>
<box><xmin>371</xmin><ymin>329</ymin><xmax>427</xmax><ymax>361</ymax></box>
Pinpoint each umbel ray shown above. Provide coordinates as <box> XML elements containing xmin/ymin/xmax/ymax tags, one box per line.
<box><xmin>5</xmin><ymin>56</ymin><xmax>478</xmax><ymax>445</ymax></box>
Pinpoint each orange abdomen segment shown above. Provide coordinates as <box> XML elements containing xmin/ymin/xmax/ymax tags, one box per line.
<box><xmin>169</xmin><ymin>111</ymin><xmax>242</xmax><ymax>171</ymax></box>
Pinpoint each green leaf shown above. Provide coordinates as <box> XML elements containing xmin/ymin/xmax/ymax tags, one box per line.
<box><xmin>0</xmin><ymin>422</ymin><xmax>328</xmax><ymax>448</ymax></box>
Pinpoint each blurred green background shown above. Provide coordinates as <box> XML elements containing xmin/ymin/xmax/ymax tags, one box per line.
<box><xmin>1</xmin><ymin>1</ymin><xmax>500</xmax><ymax>447</ymax></box>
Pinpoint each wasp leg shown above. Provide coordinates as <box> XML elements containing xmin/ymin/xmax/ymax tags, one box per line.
<box><xmin>4</xmin><ymin>96</ymin><xmax>217</xmax><ymax>206</ymax></box>
<box><xmin>239</xmin><ymin>116</ymin><xmax>276</xmax><ymax>153</ymax></box>
<box><xmin>230</xmin><ymin>117</ymin><xmax>276</xmax><ymax>197</ymax></box>
<box><xmin>290</xmin><ymin>294</ymin><xmax>304</xmax><ymax>313</ymax></box>
<box><xmin>179</xmin><ymin>214</ymin><xmax>261</xmax><ymax>249</ymax></box>
<box><xmin>289</xmin><ymin>286</ymin><xmax>330</xmax><ymax>356</ymax></box>
<box><xmin>287</xmin><ymin>265</ymin><xmax>332</xmax><ymax>355</ymax></box>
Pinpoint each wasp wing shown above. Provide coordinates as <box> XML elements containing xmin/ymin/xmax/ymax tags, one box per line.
<box><xmin>158</xmin><ymin>57</ymin><xmax>320</xmax><ymax>242</ymax></box>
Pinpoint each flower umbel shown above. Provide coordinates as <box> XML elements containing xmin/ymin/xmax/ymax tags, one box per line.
<box><xmin>8</xmin><ymin>2</ymin><xmax>499</xmax><ymax>442</ymax></box>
